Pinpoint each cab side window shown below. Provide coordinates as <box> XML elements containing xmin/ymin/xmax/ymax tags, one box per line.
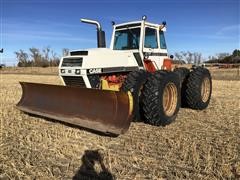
<box><xmin>144</xmin><ymin>28</ymin><xmax>158</xmax><ymax>49</ymax></box>
<box><xmin>159</xmin><ymin>31</ymin><xmax>167</xmax><ymax>49</ymax></box>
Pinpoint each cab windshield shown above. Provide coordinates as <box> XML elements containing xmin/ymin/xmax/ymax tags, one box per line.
<box><xmin>113</xmin><ymin>28</ymin><xmax>140</xmax><ymax>50</ymax></box>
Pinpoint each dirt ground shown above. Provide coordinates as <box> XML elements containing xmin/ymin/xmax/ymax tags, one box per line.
<box><xmin>0</xmin><ymin>71</ymin><xmax>240</xmax><ymax>179</ymax></box>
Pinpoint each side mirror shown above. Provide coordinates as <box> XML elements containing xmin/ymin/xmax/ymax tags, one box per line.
<box><xmin>170</xmin><ymin>55</ymin><xmax>174</xmax><ymax>59</ymax></box>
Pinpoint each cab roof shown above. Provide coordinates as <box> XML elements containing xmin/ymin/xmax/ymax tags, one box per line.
<box><xmin>114</xmin><ymin>20</ymin><xmax>163</xmax><ymax>29</ymax></box>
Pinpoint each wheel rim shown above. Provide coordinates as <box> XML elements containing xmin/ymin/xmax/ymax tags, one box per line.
<box><xmin>163</xmin><ymin>83</ymin><xmax>178</xmax><ymax>117</ymax></box>
<box><xmin>201</xmin><ymin>77</ymin><xmax>211</xmax><ymax>103</ymax></box>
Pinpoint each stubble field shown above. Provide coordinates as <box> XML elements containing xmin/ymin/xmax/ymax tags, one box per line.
<box><xmin>0</xmin><ymin>69</ymin><xmax>240</xmax><ymax>179</ymax></box>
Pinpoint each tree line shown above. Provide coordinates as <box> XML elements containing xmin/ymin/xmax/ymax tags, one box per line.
<box><xmin>15</xmin><ymin>47</ymin><xmax>69</xmax><ymax>67</ymax></box>
<box><xmin>173</xmin><ymin>49</ymin><xmax>240</xmax><ymax>64</ymax></box>
<box><xmin>205</xmin><ymin>49</ymin><xmax>240</xmax><ymax>64</ymax></box>
<box><xmin>15</xmin><ymin>47</ymin><xmax>239</xmax><ymax>67</ymax></box>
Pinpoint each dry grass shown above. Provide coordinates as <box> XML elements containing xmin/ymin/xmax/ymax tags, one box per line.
<box><xmin>209</xmin><ymin>68</ymin><xmax>240</xmax><ymax>81</ymax></box>
<box><xmin>0</xmin><ymin>71</ymin><xmax>240</xmax><ymax>179</ymax></box>
<box><xmin>0</xmin><ymin>67</ymin><xmax>58</xmax><ymax>75</ymax></box>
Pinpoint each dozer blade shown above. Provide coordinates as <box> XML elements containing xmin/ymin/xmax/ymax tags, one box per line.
<box><xmin>16</xmin><ymin>82</ymin><xmax>133</xmax><ymax>135</ymax></box>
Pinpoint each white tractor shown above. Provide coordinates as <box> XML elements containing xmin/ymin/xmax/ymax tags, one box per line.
<box><xmin>17</xmin><ymin>16</ymin><xmax>212</xmax><ymax>135</ymax></box>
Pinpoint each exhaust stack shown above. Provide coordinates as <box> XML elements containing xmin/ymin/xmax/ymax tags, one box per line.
<box><xmin>81</xmin><ymin>18</ymin><xmax>106</xmax><ymax>48</ymax></box>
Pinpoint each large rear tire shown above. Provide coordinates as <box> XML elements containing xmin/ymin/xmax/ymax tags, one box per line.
<box><xmin>120</xmin><ymin>70</ymin><xmax>149</xmax><ymax>121</ymax></box>
<box><xmin>142</xmin><ymin>71</ymin><xmax>180</xmax><ymax>126</ymax></box>
<box><xmin>185</xmin><ymin>67</ymin><xmax>212</xmax><ymax>110</ymax></box>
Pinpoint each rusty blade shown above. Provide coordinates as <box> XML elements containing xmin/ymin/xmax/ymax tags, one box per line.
<box><xmin>16</xmin><ymin>82</ymin><xmax>132</xmax><ymax>135</ymax></box>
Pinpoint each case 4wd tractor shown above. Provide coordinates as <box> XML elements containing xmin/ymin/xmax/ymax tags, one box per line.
<box><xmin>17</xmin><ymin>17</ymin><xmax>212</xmax><ymax>136</ymax></box>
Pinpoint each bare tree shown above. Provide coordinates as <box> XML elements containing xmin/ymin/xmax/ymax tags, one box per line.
<box><xmin>50</xmin><ymin>50</ymin><xmax>60</xmax><ymax>66</ymax></box>
<box><xmin>41</xmin><ymin>47</ymin><xmax>51</xmax><ymax>67</ymax></box>
<box><xmin>174</xmin><ymin>52</ymin><xmax>183</xmax><ymax>61</ymax></box>
<box><xmin>197</xmin><ymin>53</ymin><xmax>202</xmax><ymax>64</ymax></box>
<box><xmin>42</xmin><ymin>47</ymin><xmax>50</xmax><ymax>61</ymax></box>
<box><xmin>174</xmin><ymin>51</ymin><xmax>203</xmax><ymax>64</ymax></box>
<box><xmin>29</xmin><ymin>47</ymin><xmax>42</xmax><ymax>66</ymax></box>
<box><xmin>193</xmin><ymin>52</ymin><xmax>198</xmax><ymax>64</ymax></box>
<box><xmin>193</xmin><ymin>52</ymin><xmax>202</xmax><ymax>65</ymax></box>
<box><xmin>179</xmin><ymin>51</ymin><xmax>188</xmax><ymax>63</ymax></box>
<box><xmin>62</xmin><ymin>48</ymin><xmax>69</xmax><ymax>56</ymax></box>
<box><xmin>15</xmin><ymin>50</ymin><xmax>29</xmax><ymax>67</ymax></box>
<box><xmin>15</xmin><ymin>47</ymin><xmax>61</xmax><ymax>67</ymax></box>
<box><xmin>186</xmin><ymin>51</ymin><xmax>193</xmax><ymax>64</ymax></box>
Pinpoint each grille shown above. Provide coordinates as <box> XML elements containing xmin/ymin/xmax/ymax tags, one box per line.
<box><xmin>62</xmin><ymin>76</ymin><xmax>86</xmax><ymax>87</ymax></box>
<box><xmin>62</xmin><ymin>58</ymin><xmax>83</xmax><ymax>67</ymax></box>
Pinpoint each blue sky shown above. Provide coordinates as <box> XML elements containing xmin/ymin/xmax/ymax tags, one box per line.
<box><xmin>0</xmin><ymin>0</ymin><xmax>239</xmax><ymax>66</ymax></box>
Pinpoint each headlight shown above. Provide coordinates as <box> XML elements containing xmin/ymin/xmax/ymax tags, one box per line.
<box><xmin>61</xmin><ymin>69</ymin><xmax>65</xmax><ymax>73</ymax></box>
<box><xmin>75</xmin><ymin>69</ymin><xmax>80</xmax><ymax>74</ymax></box>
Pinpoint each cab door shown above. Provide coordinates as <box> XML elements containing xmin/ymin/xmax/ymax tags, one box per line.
<box><xmin>143</xmin><ymin>27</ymin><xmax>168</xmax><ymax>70</ymax></box>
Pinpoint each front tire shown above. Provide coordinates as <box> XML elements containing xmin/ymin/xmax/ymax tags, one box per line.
<box><xmin>142</xmin><ymin>71</ymin><xmax>181</xmax><ymax>126</ymax></box>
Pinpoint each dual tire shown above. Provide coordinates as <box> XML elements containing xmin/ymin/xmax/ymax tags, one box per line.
<box><xmin>174</xmin><ymin>67</ymin><xmax>212</xmax><ymax>109</ymax></box>
<box><xmin>121</xmin><ymin>67</ymin><xmax>212</xmax><ymax>126</ymax></box>
<box><xmin>121</xmin><ymin>70</ymin><xmax>180</xmax><ymax>125</ymax></box>
<box><xmin>142</xmin><ymin>71</ymin><xmax>181</xmax><ymax>126</ymax></box>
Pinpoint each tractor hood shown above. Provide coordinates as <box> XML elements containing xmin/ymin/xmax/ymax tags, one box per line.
<box><xmin>60</xmin><ymin>48</ymin><xmax>139</xmax><ymax>70</ymax></box>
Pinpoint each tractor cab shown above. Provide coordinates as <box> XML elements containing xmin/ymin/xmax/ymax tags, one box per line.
<box><xmin>110</xmin><ymin>17</ymin><xmax>168</xmax><ymax>70</ymax></box>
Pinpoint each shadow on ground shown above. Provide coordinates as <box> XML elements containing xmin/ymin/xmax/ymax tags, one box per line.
<box><xmin>73</xmin><ymin>150</ymin><xmax>115</xmax><ymax>180</ymax></box>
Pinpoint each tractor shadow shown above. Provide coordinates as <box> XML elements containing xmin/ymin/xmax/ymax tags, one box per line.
<box><xmin>73</xmin><ymin>150</ymin><xmax>115</xmax><ymax>180</ymax></box>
